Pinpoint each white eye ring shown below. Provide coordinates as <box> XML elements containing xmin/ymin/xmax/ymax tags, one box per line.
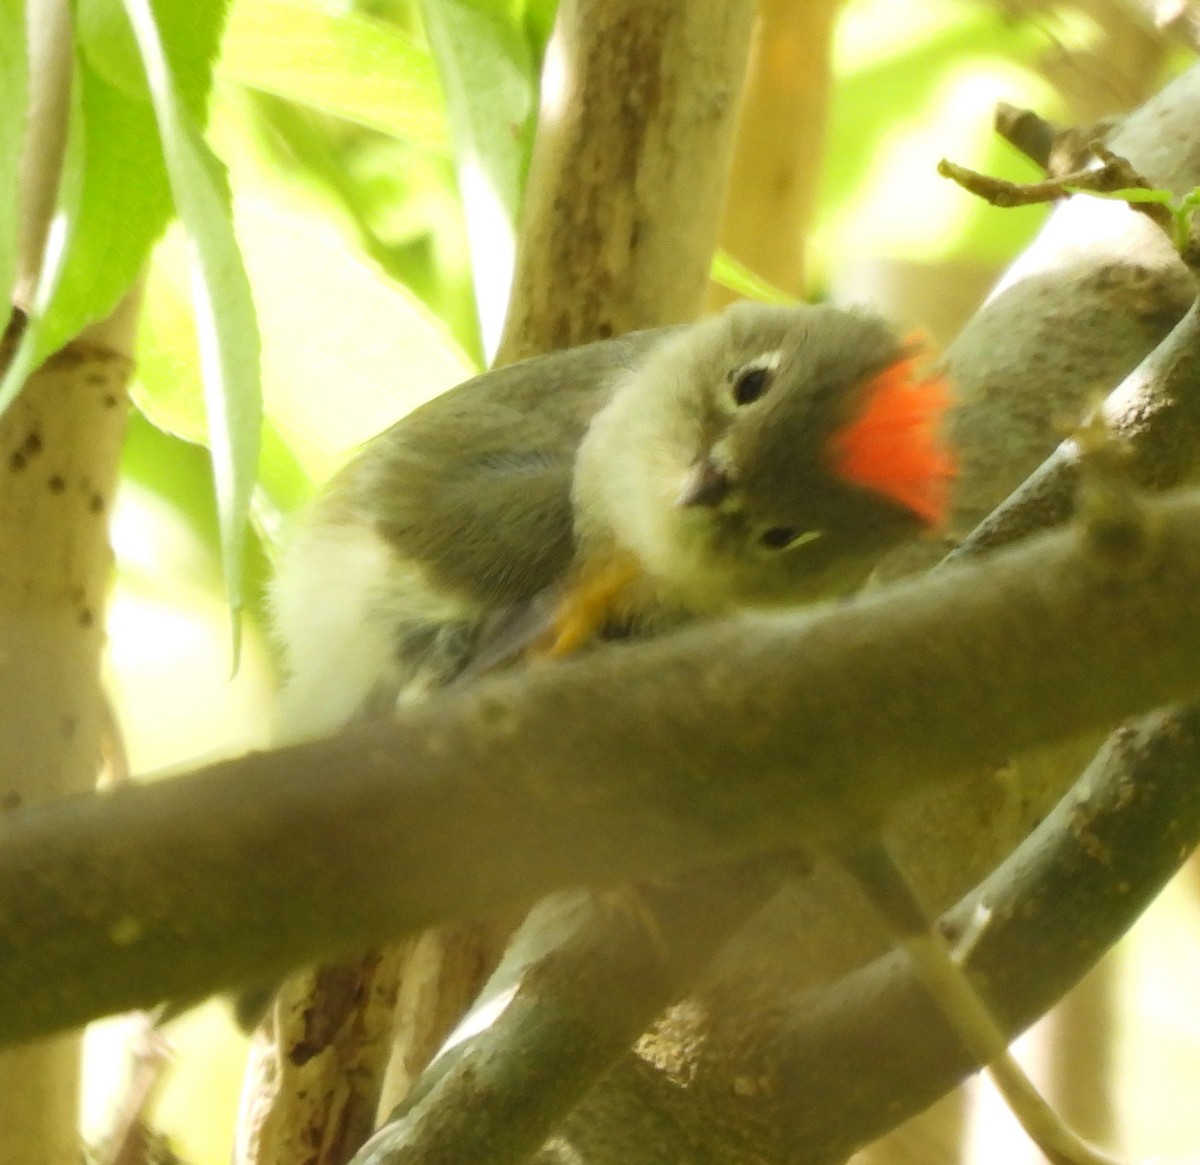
<box><xmin>758</xmin><ymin>527</ymin><xmax>823</xmax><ymax>552</ymax></box>
<box><xmin>728</xmin><ymin>351</ymin><xmax>782</xmax><ymax>409</ymax></box>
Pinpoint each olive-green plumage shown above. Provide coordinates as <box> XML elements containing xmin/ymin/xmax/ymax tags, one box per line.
<box><xmin>271</xmin><ymin>301</ymin><xmax>944</xmax><ymax>738</ymax></box>
<box><xmin>321</xmin><ymin>329</ymin><xmax>665</xmax><ymax>609</ymax></box>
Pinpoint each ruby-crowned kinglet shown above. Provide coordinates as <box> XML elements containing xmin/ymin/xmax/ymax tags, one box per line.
<box><xmin>271</xmin><ymin>300</ymin><xmax>953</xmax><ymax>739</ymax></box>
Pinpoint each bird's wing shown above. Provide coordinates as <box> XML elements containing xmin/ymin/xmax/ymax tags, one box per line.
<box><xmin>323</xmin><ymin>328</ymin><xmax>671</xmax><ymax>609</ymax></box>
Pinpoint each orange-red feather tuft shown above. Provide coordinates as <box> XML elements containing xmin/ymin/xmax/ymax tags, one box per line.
<box><xmin>828</xmin><ymin>351</ymin><xmax>956</xmax><ymax>527</ymax></box>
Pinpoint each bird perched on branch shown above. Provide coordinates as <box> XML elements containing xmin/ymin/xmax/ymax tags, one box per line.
<box><xmin>271</xmin><ymin>299</ymin><xmax>954</xmax><ymax>739</ymax></box>
<box><xmin>236</xmin><ymin>300</ymin><xmax>956</xmax><ymax>1162</ymax></box>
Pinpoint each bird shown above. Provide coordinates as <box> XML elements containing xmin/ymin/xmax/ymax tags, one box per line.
<box><xmin>235</xmin><ymin>300</ymin><xmax>956</xmax><ymax>1160</ymax></box>
<box><xmin>269</xmin><ymin>299</ymin><xmax>954</xmax><ymax>741</ymax></box>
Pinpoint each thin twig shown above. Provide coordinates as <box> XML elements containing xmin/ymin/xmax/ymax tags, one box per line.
<box><xmin>939</xmin><ymin>142</ymin><xmax>1175</xmax><ymax>236</ymax></box>
<box><xmin>96</xmin><ymin>1011</ymin><xmax>176</xmax><ymax>1165</ymax></box>
<box><xmin>994</xmin><ymin>102</ymin><xmax>1119</xmax><ymax>176</ymax></box>
<box><xmin>994</xmin><ymin>102</ymin><xmax>1057</xmax><ymax>169</ymax></box>
<box><xmin>845</xmin><ymin>843</ymin><xmax>1128</xmax><ymax>1165</ymax></box>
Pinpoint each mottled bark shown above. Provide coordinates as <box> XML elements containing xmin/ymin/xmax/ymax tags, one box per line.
<box><xmin>0</xmin><ymin>2</ymin><xmax>135</xmax><ymax>1161</ymax></box>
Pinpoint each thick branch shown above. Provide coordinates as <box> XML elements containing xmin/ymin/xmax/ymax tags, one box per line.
<box><xmin>354</xmin><ymin>862</ymin><xmax>789</xmax><ymax>1165</ymax></box>
<box><xmin>1</xmin><ymin>2</ymin><xmax>137</xmax><ymax>1160</ymax></box>
<box><xmin>952</xmin><ymin>294</ymin><xmax>1200</xmax><ymax>558</ymax></box>
<box><xmin>494</xmin><ymin>0</ymin><xmax>756</xmax><ymax>361</ymax></box>
<box><xmin>3</xmin><ymin>485</ymin><xmax>1200</xmax><ymax>1042</ymax></box>
<box><xmin>541</xmin><ymin>703</ymin><xmax>1200</xmax><ymax>1165</ymax></box>
<box><xmin>707</xmin><ymin>0</ymin><xmax>840</xmax><ymax>307</ymax></box>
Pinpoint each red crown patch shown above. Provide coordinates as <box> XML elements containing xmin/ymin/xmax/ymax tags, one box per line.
<box><xmin>828</xmin><ymin>343</ymin><xmax>955</xmax><ymax>527</ymax></box>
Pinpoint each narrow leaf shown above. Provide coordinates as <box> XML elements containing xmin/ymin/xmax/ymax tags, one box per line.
<box><xmin>0</xmin><ymin>55</ymin><xmax>85</xmax><ymax>416</ymax></box>
<box><xmin>710</xmin><ymin>251</ymin><xmax>795</xmax><ymax>306</ymax></box>
<box><xmin>120</xmin><ymin>0</ymin><xmax>262</xmax><ymax>645</ymax></box>
<box><xmin>0</xmin><ymin>0</ymin><xmax>26</xmax><ymax>312</ymax></box>
<box><xmin>17</xmin><ymin>0</ymin><xmax>230</xmax><ymax>376</ymax></box>
<box><xmin>418</xmin><ymin>0</ymin><xmax>536</xmax><ymax>353</ymax></box>
<box><xmin>136</xmin><ymin>203</ymin><xmax>473</xmax><ymax>497</ymax></box>
<box><xmin>220</xmin><ymin>0</ymin><xmax>449</xmax><ymax>155</ymax></box>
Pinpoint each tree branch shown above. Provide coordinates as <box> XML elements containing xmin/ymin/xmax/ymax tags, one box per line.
<box><xmin>538</xmin><ymin>703</ymin><xmax>1200</xmax><ymax>1165</ymax></box>
<box><xmin>1</xmin><ymin>3</ymin><xmax>137</xmax><ymax>1161</ymax></box>
<box><xmin>354</xmin><ymin>862</ymin><xmax>788</xmax><ymax>1165</ymax></box>
<box><xmin>2</xmin><ymin>477</ymin><xmax>1200</xmax><ymax>1042</ymax></box>
<box><xmin>951</xmin><ymin>293</ymin><xmax>1200</xmax><ymax>559</ymax></box>
<box><xmin>494</xmin><ymin>0</ymin><xmax>756</xmax><ymax>362</ymax></box>
<box><xmin>707</xmin><ymin>0</ymin><xmax>841</xmax><ymax>307</ymax></box>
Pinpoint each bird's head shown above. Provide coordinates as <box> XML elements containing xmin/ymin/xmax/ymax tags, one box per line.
<box><xmin>571</xmin><ymin>302</ymin><xmax>955</xmax><ymax>614</ymax></box>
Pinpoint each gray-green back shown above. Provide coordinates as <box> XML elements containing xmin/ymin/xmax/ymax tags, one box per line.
<box><xmin>325</xmin><ymin>327</ymin><xmax>674</xmax><ymax>608</ymax></box>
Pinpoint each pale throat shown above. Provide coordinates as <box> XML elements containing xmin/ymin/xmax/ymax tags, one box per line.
<box><xmin>586</xmin><ymin>458</ymin><xmax>741</xmax><ymax>618</ymax></box>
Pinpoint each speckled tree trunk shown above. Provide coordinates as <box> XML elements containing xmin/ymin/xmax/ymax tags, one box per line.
<box><xmin>0</xmin><ymin>299</ymin><xmax>135</xmax><ymax>1165</ymax></box>
<box><xmin>0</xmin><ymin>3</ymin><xmax>136</xmax><ymax>1160</ymax></box>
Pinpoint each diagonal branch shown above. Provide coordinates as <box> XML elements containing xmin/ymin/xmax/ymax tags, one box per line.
<box><xmin>540</xmin><ymin>703</ymin><xmax>1200</xmax><ymax>1165</ymax></box>
<box><xmin>3</xmin><ymin>476</ymin><xmax>1200</xmax><ymax>1042</ymax></box>
<box><xmin>286</xmin><ymin>60</ymin><xmax>1200</xmax><ymax>1165</ymax></box>
<box><xmin>952</xmin><ymin>293</ymin><xmax>1200</xmax><ymax>559</ymax></box>
<box><xmin>354</xmin><ymin>261</ymin><xmax>1200</xmax><ymax>1165</ymax></box>
<box><xmin>353</xmin><ymin>862</ymin><xmax>788</xmax><ymax>1165</ymax></box>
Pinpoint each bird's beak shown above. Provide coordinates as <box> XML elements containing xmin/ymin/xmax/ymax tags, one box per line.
<box><xmin>676</xmin><ymin>457</ymin><xmax>731</xmax><ymax>508</ymax></box>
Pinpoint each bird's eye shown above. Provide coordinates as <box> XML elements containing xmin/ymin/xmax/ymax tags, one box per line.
<box><xmin>760</xmin><ymin>526</ymin><xmax>799</xmax><ymax>550</ymax></box>
<box><xmin>731</xmin><ymin>364</ymin><xmax>771</xmax><ymax>406</ymax></box>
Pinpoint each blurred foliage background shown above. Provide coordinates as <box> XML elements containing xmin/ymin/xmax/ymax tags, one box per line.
<box><xmin>90</xmin><ymin>0</ymin><xmax>1200</xmax><ymax>1160</ymax></box>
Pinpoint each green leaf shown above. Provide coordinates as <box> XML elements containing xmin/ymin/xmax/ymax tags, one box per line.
<box><xmin>77</xmin><ymin>0</ymin><xmax>144</xmax><ymax>98</ymax></box>
<box><xmin>711</xmin><ymin>251</ymin><xmax>796</xmax><ymax>306</ymax></box>
<box><xmin>38</xmin><ymin>56</ymin><xmax>170</xmax><ymax>365</ymax></box>
<box><xmin>78</xmin><ymin>0</ymin><xmax>227</xmax><ymax>115</ymax></box>
<box><xmin>0</xmin><ymin>53</ymin><xmax>85</xmax><ymax>416</ymax></box>
<box><xmin>233</xmin><ymin>199</ymin><xmax>473</xmax><ymax>485</ymax></box>
<box><xmin>0</xmin><ymin>0</ymin><xmax>26</xmax><ymax>311</ymax></box>
<box><xmin>133</xmin><ymin>222</ymin><xmax>204</xmax><ymax>442</ymax></box>
<box><xmin>120</xmin><ymin>0</ymin><xmax>262</xmax><ymax>647</ymax></box>
<box><xmin>16</xmin><ymin>0</ymin><xmax>230</xmax><ymax>373</ymax></box>
<box><xmin>257</xmin><ymin>420</ymin><xmax>314</xmax><ymax>522</ymax></box>
<box><xmin>517</xmin><ymin>0</ymin><xmax>557</xmax><ymax>56</ymax></box>
<box><xmin>136</xmin><ymin>202</ymin><xmax>474</xmax><ymax>503</ymax></box>
<box><xmin>219</xmin><ymin>0</ymin><xmax>449</xmax><ymax>155</ymax></box>
<box><xmin>418</xmin><ymin>0</ymin><xmax>536</xmax><ymax>351</ymax></box>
